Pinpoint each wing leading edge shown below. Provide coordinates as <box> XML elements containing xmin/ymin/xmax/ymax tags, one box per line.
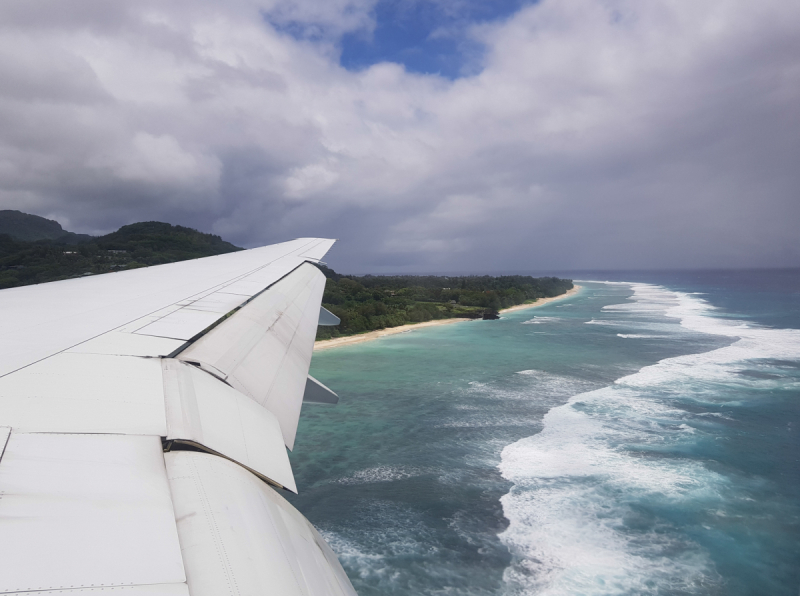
<box><xmin>0</xmin><ymin>239</ymin><xmax>358</xmax><ymax>596</ymax></box>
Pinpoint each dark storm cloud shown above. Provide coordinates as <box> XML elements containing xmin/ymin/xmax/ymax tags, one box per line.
<box><xmin>0</xmin><ymin>0</ymin><xmax>797</xmax><ymax>270</ymax></box>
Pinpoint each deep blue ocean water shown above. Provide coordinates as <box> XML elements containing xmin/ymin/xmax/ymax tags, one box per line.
<box><xmin>287</xmin><ymin>270</ymin><xmax>800</xmax><ymax>595</ymax></box>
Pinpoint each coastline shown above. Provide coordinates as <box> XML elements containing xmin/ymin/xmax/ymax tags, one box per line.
<box><xmin>313</xmin><ymin>284</ymin><xmax>582</xmax><ymax>351</ymax></box>
<box><xmin>498</xmin><ymin>284</ymin><xmax>581</xmax><ymax>313</ymax></box>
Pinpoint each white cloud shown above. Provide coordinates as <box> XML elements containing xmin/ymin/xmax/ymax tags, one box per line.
<box><xmin>284</xmin><ymin>161</ymin><xmax>340</xmax><ymax>198</ymax></box>
<box><xmin>98</xmin><ymin>132</ymin><xmax>221</xmax><ymax>188</ymax></box>
<box><xmin>0</xmin><ymin>0</ymin><xmax>797</xmax><ymax>270</ymax></box>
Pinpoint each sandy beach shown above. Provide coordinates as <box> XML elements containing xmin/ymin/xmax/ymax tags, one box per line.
<box><xmin>313</xmin><ymin>284</ymin><xmax>581</xmax><ymax>351</ymax></box>
<box><xmin>498</xmin><ymin>284</ymin><xmax>582</xmax><ymax>313</ymax></box>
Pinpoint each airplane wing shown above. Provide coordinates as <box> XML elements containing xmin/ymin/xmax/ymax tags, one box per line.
<box><xmin>0</xmin><ymin>238</ymin><xmax>358</xmax><ymax>596</ymax></box>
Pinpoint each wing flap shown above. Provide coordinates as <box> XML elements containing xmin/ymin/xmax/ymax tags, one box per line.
<box><xmin>23</xmin><ymin>586</ymin><xmax>190</xmax><ymax>595</ymax></box>
<box><xmin>165</xmin><ymin>451</ymin><xmax>357</xmax><ymax>596</ymax></box>
<box><xmin>163</xmin><ymin>359</ymin><xmax>297</xmax><ymax>492</ymax></box>
<box><xmin>177</xmin><ymin>263</ymin><xmax>327</xmax><ymax>450</ymax></box>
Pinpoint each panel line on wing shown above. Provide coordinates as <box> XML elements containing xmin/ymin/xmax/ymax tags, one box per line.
<box><xmin>164</xmin><ymin>260</ymin><xmax>316</xmax><ymax>359</ymax></box>
<box><xmin>0</xmin><ymin>426</ymin><xmax>10</xmax><ymax>465</ymax></box>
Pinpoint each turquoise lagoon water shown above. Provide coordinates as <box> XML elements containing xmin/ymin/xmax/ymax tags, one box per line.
<box><xmin>286</xmin><ymin>272</ymin><xmax>800</xmax><ymax>595</ymax></box>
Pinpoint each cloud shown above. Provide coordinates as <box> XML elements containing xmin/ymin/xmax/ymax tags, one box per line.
<box><xmin>0</xmin><ymin>0</ymin><xmax>797</xmax><ymax>270</ymax></box>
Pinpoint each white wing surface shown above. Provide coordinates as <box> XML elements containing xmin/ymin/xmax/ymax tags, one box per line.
<box><xmin>0</xmin><ymin>239</ymin><xmax>358</xmax><ymax>596</ymax></box>
<box><xmin>177</xmin><ymin>262</ymin><xmax>327</xmax><ymax>450</ymax></box>
<box><xmin>166</xmin><ymin>451</ymin><xmax>354</xmax><ymax>596</ymax></box>
<box><xmin>0</xmin><ymin>432</ymin><xmax>187</xmax><ymax>594</ymax></box>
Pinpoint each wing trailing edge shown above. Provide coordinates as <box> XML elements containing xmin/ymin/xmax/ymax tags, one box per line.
<box><xmin>162</xmin><ymin>358</ymin><xmax>297</xmax><ymax>493</ymax></box>
<box><xmin>177</xmin><ymin>262</ymin><xmax>327</xmax><ymax>450</ymax></box>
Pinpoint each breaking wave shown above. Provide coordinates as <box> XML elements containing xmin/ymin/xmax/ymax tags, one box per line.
<box><xmin>498</xmin><ymin>283</ymin><xmax>800</xmax><ymax>595</ymax></box>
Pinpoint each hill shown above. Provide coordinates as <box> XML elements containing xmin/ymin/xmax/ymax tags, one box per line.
<box><xmin>0</xmin><ymin>217</ymin><xmax>241</xmax><ymax>289</ymax></box>
<box><xmin>94</xmin><ymin>222</ymin><xmax>241</xmax><ymax>265</ymax></box>
<box><xmin>0</xmin><ymin>210</ymin><xmax>93</xmax><ymax>244</ymax></box>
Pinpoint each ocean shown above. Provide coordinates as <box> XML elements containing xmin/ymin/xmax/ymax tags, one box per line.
<box><xmin>286</xmin><ymin>270</ymin><xmax>800</xmax><ymax>596</ymax></box>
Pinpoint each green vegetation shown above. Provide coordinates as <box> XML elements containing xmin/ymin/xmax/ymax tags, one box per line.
<box><xmin>316</xmin><ymin>266</ymin><xmax>573</xmax><ymax>340</ymax></box>
<box><xmin>0</xmin><ymin>220</ymin><xmax>241</xmax><ymax>289</ymax></box>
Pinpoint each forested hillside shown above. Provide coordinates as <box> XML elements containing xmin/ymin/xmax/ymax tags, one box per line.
<box><xmin>0</xmin><ymin>209</ymin><xmax>92</xmax><ymax>243</ymax></box>
<box><xmin>316</xmin><ymin>266</ymin><xmax>573</xmax><ymax>339</ymax></box>
<box><xmin>0</xmin><ymin>220</ymin><xmax>240</xmax><ymax>288</ymax></box>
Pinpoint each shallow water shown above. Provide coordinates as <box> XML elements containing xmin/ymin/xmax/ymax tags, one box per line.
<box><xmin>287</xmin><ymin>271</ymin><xmax>800</xmax><ymax>595</ymax></box>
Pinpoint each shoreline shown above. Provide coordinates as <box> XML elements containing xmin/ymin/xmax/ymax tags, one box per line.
<box><xmin>498</xmin><ymin>284</ymin><xmax>581</xmax><ymax>313</ymax></box>
<box><xmin>313</xmin><ymin>284</ymin><xmax>582</xmax><ymax>351</ymax></box>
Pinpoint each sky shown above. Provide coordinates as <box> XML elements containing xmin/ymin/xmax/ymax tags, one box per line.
<box><xmin>0</xmin><ymin>0</ymin><xmax>798</xmax><ymax>273</ymax></box>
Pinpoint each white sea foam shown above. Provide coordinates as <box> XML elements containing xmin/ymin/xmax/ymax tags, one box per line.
<box><xmin>522</xmin><ymin>316</ymin><xmax>561</xmax><ymax>324</ymax></box>
<box><xmin>335</xmin><ymin>466</ymin><xmax>425</xmax><ymax>485</ymax></box>
<box><xmin>618</xmin><ymin>288</ymin><xmax>800</xmax><ymax>392</ymax></box>
<box><xmin>319</xmin><ymin>530</ymin><xmax>384</xmax><ymax>578</ymax></box>
<box><xmin>616</xmin><ymin>334</ymin><xmax>669</xmax><ymax>339</ymax></box>
<box><xmin>468</xmin><ymin>371</ymin><xmax>592</xmax><ymax>402</ymax></box>
<box><xmin>319</xmin><ymin>501</ymin><xmax>439</xmax><ymax>588</ymax></box>
<box><xmin>499</xmin><ymin>389</ymin><xmax>724</xmax><ymax>594</ymax></box>
<box><xmin>498</xmin><ymin>281</ymin><xmax>800</xmax><ymax>594</ymax></box>
<box><xmin>435</xmin><ymin>372</ymin><xmax>596</xmax><ymax>432</ymax></box>
<box><xmin>586</xmin><ymin>318</ymin><xmax>680</xmax><ymax>335</ymax></box>
<box><xmin>435</xmin><ymin>417</ymin><xmax>537</xmax><ymax>428</ymax></box>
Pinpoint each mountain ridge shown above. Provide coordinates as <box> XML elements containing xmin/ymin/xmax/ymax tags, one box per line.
<box><xmin>0</xmin><ymin>213</ymin><xmax>242</xmax><ymax>289</ymax></box>
<box><xmin>0</xmin><ymin>210</ymin><xmax>94</xmax><ymax>244</ymax></box>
